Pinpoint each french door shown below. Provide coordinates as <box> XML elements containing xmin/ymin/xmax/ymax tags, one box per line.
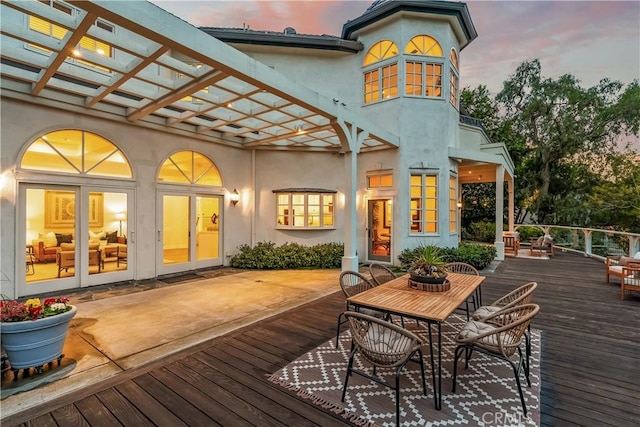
<box><xmin>367</xmin><ymin>199</ymin><xmax>392</xmax><ymax>263</ymax></box>
<box><xmin>157</xmin><ymin>191</ymin><xmax>222</xmax><ymax>275</ymax></box>
<box><xmin>18</xmin><ymin>183</ymin><xmax>134</xmax><ymax>297</ymax></box>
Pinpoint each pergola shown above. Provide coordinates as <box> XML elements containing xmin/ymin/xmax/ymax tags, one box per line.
<box><xmin>1</xmin><ymin>0</ymin><xmax>401</xmax><ymax>271</ymax></box>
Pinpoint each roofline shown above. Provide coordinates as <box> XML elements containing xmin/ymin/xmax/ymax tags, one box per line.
<box><xmin>200</xmin><ymin>28</ymin><xmax>363</xmax><ymax>54</ymax></box>
<box><xmin>342</xmin><ymin>0</ymin><xmax>477</xmax><ymax>49</ymax></box>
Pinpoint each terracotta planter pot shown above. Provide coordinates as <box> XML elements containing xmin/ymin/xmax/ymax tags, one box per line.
<box><xmin>0</xmin><ymin>306</ymin><xmax>76</xmax><ymax>370</ymax></box>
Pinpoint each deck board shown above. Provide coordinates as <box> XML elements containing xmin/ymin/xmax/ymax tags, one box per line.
<box><xmin>4</xmin><ymin>253</ymin><xmax>640</xmax><ymax>426</ymax></box>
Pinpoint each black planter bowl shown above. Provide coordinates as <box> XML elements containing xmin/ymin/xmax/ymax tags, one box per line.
<box><xmin>409</xmin><ymin>272</ymin><xmax>448</xmax><ymax>284</ymax></box>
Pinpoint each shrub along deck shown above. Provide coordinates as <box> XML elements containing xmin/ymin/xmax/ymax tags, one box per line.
<box><xmin>4</xmin><ymin>253</ymin><xmax>639</xmax><ymax>426</ymax></box>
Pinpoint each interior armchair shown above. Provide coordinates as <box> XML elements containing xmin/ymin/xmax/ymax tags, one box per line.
<box><xmin>57</xmin><ymin>242</ymin><xmax>102</xmax><ymax>277</ymax></box>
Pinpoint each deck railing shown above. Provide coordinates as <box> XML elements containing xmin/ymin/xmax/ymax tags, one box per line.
<box><xmin>514</xmin><ymin>224</ymin><xmax>640</xmax><ymax>260</ymax></box>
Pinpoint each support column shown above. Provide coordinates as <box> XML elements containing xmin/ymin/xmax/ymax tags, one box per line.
<box><xmin>342</xmin><ymin>150</ymin><xmax>358</xmax><ymax>272</ymax></box>
<box><xmin>495</xmin><ymin>165</ymin><xmax>505</xmax><ymax>260</ymax></box>
<box><xmin>508</xmin><ymin>175</ymin><xmax>515</xmax><ymax>232</ymax></box>
<box><xmin>332</xmin><ymin>118</ymin><xmax>367</xmax><ymax>272</ymax></box>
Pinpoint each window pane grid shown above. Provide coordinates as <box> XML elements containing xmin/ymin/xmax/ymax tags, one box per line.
<box><xmin>450</xmin><ymin>71</ymin><xmax>459</xmax><ymax>108</ymax></box>
<box><xmin>275</xmin><ymin>193</ymin><xmax>335</xmax><ymax>228</ymax></box>
<box><xmin>405</xmin><ymin>61</ymin><xmax>423</xmax><ymax>96</ymax></box>
<box><xmin>410</xmin><ymin>174</ymin><xmax>438</xmax><ymax>234</ymax></box>
<box><xmin>449</xmin><ymin>176</ymin><xmax>457</xmax><ymax>233</ymax></box>
<box><xmin>368</xmin><ymin>173</ymin><xmax>393</xmax><ymax>189</ymax></box>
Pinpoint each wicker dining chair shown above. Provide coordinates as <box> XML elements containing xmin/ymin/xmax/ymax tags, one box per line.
<box><xmin>471</xmin><ymin>281</ymin><xmax>537</xmax><ymax>380</ymax></box>
<box><xmin>369</xmin><ymin>263</ymin><xmax>397</xmax><ymax>286</ymax></box>
<box><xmin>452</xmin><ymin>303</ymin><xmax>540</xmax><ymax>417</ymax></box>
<box><xmin>445</xmin><ymin>262</ymin><xmax>480</xmax><ymax>320</ymax></box>
<box><xmin>342</xmin><ymin>311</ymin><xmax>427</xmax><ymax>427</ymax></box>
<box><xmin>335</xmin><ymin>271</ymin><xmax>388</xmax><ymax>348</ymax></box>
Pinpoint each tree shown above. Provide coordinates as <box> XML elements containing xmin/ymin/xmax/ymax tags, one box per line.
<box><xmin>495</xmin><ymin>60</ymin><xmax>640</xmax><ymax>223</ymax></box>
<box><xmin>588</xmin><ymin>153</ymin><xmax>640</xmax><ymax>232</ymax></box>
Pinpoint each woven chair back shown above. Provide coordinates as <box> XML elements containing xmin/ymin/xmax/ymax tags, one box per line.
<box><xmin>339</xmin><ymin>271</ymin><xmax>375</xmax><ymax>298</ymax></box>
<box><xmin>345</xmin><ymin>311</ymin><xmax>422</xmax><ymax>368</ymax></box>
<box><xmin>493</xmin><ymin>282</ymin><xmax>537</xmax><ymax>309</ymax></box>
<box><xmin>445</xmin><ymin>262</ymin><xmax>479</xmax><ymax>276</ymax></box>
<box><xmin>368</xmin><ymin>263</ymin><xmax>397</xmax><ymax>286</ymax></box>
<box><xmin>470</xmin><ymin>303</ymin><xmax>539</xmax><ymax>357</ymax></box>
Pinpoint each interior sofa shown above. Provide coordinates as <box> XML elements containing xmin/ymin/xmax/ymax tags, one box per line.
<box><xmin>32</xmin><ymin>231</ymin><xmax>73</xmax><ymax>263</ymax></box>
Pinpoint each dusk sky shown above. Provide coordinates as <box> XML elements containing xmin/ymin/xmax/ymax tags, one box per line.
<box><xmin>151</xmin><ymin>0</ymin><xmax>640</xmax><ymax>96</ymax></box>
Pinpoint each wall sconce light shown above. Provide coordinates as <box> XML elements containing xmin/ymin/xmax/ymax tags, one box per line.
<box><xmin>230</xmin><ymin>188</ymin><xmax>240</xmax><ymax>206</ymax></box>
<box><xmin>457</xmin><ymin>202</ymin><xmax>463</xmax><ymax>209</ymax></box>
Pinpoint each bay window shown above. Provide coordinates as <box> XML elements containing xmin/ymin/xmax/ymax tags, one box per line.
<box><xmin>275</xmin><ymin>190</ymin><xmax>335</xmax><ymax>229</ymax></box>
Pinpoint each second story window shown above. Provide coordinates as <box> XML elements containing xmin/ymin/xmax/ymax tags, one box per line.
<box><xmin>28</xmin><ymin>0</ymin><xmax>114</xmax><ymax>72</ymax></box>
<box><xmin>363</xmin><ymin>40</ymin><xmax>399</xmax><ymax>104</ymax></box>
<box><xmin>275</xmin><ymin>190</ymin><xmax>335</xmax><ymax>229</ymax></box>
<box><xmin>404</xmin><ymin>35</ymin><xmax>444</xmax><ymax>98</ymax></box>
<box><xmin>449</xmin><ymin>48</ymin><xmax>459</xmax><ymax>108</ymax></box>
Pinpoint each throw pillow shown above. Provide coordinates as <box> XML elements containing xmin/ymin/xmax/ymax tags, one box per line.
<box><xmin>39</xmin><ymin>231</ymin><xmax>58</xmax><ymax>248</ymax></box>
<box><xmin>89</xmin><ymin>230</ymin><xmax>106</xmax><ymax>241</ymax></box>
<box><xmin>106</xmin><ymin>231</ymin><xmax>118</xmax><ymax>244</ymax></box>
<box><xmin>55</xmin><ymin>233</ymin><xmax>73</xmax><ymax>246</ymax></box>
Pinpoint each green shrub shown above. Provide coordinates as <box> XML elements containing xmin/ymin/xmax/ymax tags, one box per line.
<box><xmin>515</xmin><ymin>225</ymin><xmax>543</xmax><ymax>241</ymax></box>
<box><xmin>230</xmin><ymin>241</ymin><xmax>344</xmax><ymax>269</ymax></box>
<box><xmin>398</xmin><ymin>242</ymin><xmax>495</xmax><ymax>271</ymax></box>
<box><xmin>461</xmin><ymin>221</ymin><xmax>496</xmax><ymax>243</ymax></box>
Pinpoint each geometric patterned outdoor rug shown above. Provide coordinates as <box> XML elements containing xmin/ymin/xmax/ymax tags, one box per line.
<box><xmin>268</xmin><ymin>314</ymin><xmax>540</xmax><ymax>427</ymax></box>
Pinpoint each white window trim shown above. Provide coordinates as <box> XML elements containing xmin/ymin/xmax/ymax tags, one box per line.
<box><xmin>275</xmin><ymin>191</ymin><xmax>336</xmax><ymax>230</ymax></box>
<box><xmin>410</xmin><ymin>171</ymin><xmax>439</xmax><ymax>236</ymax></box>
<box><xmin>363</xmin><ymin>57</ymin><xmax>399</xmax><ymax>105</ymax></box>
<box><xmin>404</xmin><ymin>58</ymin><xmax>445</xmax><ymax>99</ymax></box>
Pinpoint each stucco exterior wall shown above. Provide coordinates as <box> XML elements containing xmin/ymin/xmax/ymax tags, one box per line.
<box><xmin>235</xmin><ymin>15</ymin><xmax>464</xmax><ymax>251</ymax></box>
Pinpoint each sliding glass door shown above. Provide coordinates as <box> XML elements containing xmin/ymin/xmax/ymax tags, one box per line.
<box><xmin>19</xmin><ymin>184</ymin><xmax>134</xmax><ymax>297</ymax></box>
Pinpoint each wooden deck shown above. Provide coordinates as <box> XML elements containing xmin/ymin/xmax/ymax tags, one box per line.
<box><xmin>5</xmin><ymin>253</ymin><xmax>640</xmax><ymax>426</ymax></box>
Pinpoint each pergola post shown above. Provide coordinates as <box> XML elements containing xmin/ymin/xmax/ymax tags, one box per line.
<box><xmin>495</xmin><ymin>165</ymin><xmax>505</xmax><ymax>260</ymax></box>
<box><xmin>332</xmin><ymin>119</ymin><xmax>367</xmax><ymax>272</ymax></box>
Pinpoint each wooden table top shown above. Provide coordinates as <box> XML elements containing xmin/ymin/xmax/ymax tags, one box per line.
<box><xmin>348</xmin><ymin>273</ymin><xmax>485</xmax><ymax>323</ymax></box>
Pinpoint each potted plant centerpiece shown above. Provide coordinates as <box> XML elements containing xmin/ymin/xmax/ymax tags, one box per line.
<box><xmin>0</xmin><ymin>296</ymin><xmax>76</xmax><ymax>374</ymax></box>
<box><xmin>408</xmin><ymin>245</ymin><xmax>448</xmax><ymax>284</ymax></box>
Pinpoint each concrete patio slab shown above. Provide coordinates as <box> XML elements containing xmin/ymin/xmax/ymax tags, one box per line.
<box><xmin>0</xmin><ymin>269</ymin><xmax>341</xmax><ymax>419</ymax></box>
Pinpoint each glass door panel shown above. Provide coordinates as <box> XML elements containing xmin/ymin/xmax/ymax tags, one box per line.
<box><xmin>163</xmin><ymin>195</ymin><xmax>190</xmax><ymax>265</ymax></box>
<box><xmin>196</xmin><ymin>196</ymin><xmax>220</xmax><ymax>261</ymax></box>
<box><xmin>368</xmin><ymin>199</ymin><xmax>391</xmax><ymax>263</ymax></box>
<box><xmin>25</xmin><ymin>188</ymin><xmax>77</xmax><ymax>283</ymax></box>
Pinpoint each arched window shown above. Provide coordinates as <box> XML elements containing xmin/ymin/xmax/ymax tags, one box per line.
<box><xmin>449</xmin><ymin>48</ymin><xmax>459</xmax><ymax>109</ymax></box>
<box><xmin>404</xmin><ymin>35</ymin><xmax>444</xmax><ymax>98</ymax></box>
<box><xmin>158</xmin><ymin>150</ymin><xmax>222</xmax><ymax>186</ymax></box>
<box><xmin>363</xmin><ymin>40</ymin><xmax>399</xmax><ymax>104</ymax></box>
<box><xmin>21</xmin><ymin>129</ymin><xmax>132</xmax><ymax>178</ymax></box>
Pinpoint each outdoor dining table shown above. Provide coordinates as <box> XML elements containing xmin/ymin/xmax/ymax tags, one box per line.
<box><xmin>347</xmin><ymin>272</ymin><xmax>486</xmax><ymax>410</ymax></box>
